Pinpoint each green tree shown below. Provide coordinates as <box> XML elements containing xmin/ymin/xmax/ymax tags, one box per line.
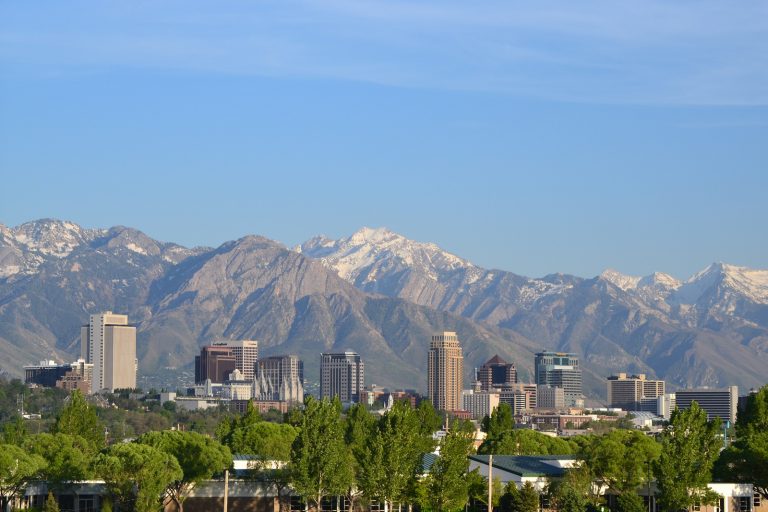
<box><xmin>615</xmin><ymin>492</ymin><xmax>645</xmax><ymax>512</ymax></box>
<box><xmin>1</xmin><ymin>416</ymin><xmax>27</xmax><ymax>446</ymax></box>
<box><xmin>550</xmin><ymin>464</ymin><xmax>591</xmax><ymax>512</ymax></box>
<box><xmin>375</xmin><ymin>401</ymin><xmax>433</xmax><ymax>511</ymax></box>
<box><xmin>94</xmin><ymin>442</ymin><xmax>183</xmax><ymax>512</ymax></box>
<box><xmin>137</xmin><ymin>430</ymin><xmax>232</xmax><ymax>512</ymax></box>
<box><xmin>482</xmin><ymin>403</ymin><xmax>513</xmax><ymax>438</ymax></box>
<box><xmin>714</xmin><ymin>385</ymin><xmax>768</xmax><ymax>498</ymax></box>
<box><xmin>424</xmin><ymin>420</ymin><xmax>475</xmax><ymax>512</ymax></box>
<box><xmin>52</xmin><ymin>390</ymin><xmax>105</xmax><ymax>450</ymax></box>
<box><xmin>345</xmin><ymin>403</ymin><xmax>377</xmax><ymax>510</ymax></box>
<box><xmin>518</xmin><ymin>482</ymin><xmax>540</xmax><ymax>512</ymax></box>
<box><xmin>579</xmin><ymin>430</ymin><xmax>660</xmax><ymax>498</ymax></box>
<box><xmin>479</xmin><ymin>429</ymin><xmax>573</xmax><ymax>456</ymax></box>
<box><xmin>416</xmin><ymin>400</ymin><xmax>443</xmax><ymax>435</ymax></box>
<box><xmin>467</xmin><ymin>470</ymin><xmax>502</xmax><ymax>512</ymax></box>
<box><xmin>24</xmin><ymin>433</ymin><xmax>94</xmax><ymax>489</ymax></box>
<box><xmin>0</xmin><ymin>443</ymin><xmax>46</xmax><ymax>512</ymax></box>
<box><xmin>290</xmin><ymin>397</ymin><xmax>353</xmax><ymax>511</ymax></box>
<box><xmin>500</xmin><ymin>481</ymin><xmax>520</xmax><ymax>512</ymax></box>
<box><xmin>227</xmin><ymin>422</ymin><xmax>298</xmax><ymax>461</ymax></box>
<box><xmin>654</xmin><ymin>402</ymin><xmax>721</xmax><ymax>512</ymax></box>
<box><xmin>43</xmin><ymin>491</ymin><xmax>60</xmax><ymax>512</ymax></box>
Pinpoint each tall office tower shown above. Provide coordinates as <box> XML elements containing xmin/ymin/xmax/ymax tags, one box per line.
<box><xmin>607</xmin><ymin>373</ymin><xmax>666</xmax><ymax>411</ymax></box>
<box><xmin>212</xmin><ymin>340</ymin><xmax>259</xmax><ymax>381</ymax></box>
<box><xmin>476</xmin><ymin>355</ymin><xmax>517</xmax><ymax>391</ymax></box>
<box><xmin>195</xmin><ymin>345</ymin><xmax>237</xmax><ymax>384</ymax></box>
<box><xmin>320</xmin><ymin>352</ymin><xmax>364</xmax><ymax>403</ymax></box>
<box><xmin>80</xmin><ymin>312</ymin><xmax>137</xmax><ymax>393</ymax></box>
<box><xmin>428</xmin><ymin>331</ymin><xmax>464</xmax><ymax>412</ymax></box>
<box><xmin>676</xmin><ymin>387</ymin><xmax>739</xmax><ymax>424</ymax></box>
<box><xmin>254</xmin><ymin>355</ymin><xmax>305</xmax><ymax>403</ymax></box>
<box><xmin>534</xmin><ymin>351</ymin><xmax>582</xmax><ymax>407</ymax></box>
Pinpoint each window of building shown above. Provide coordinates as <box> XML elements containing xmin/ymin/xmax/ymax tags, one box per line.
<box><xmin>754</xmin><ymin>493</ymin><xmax>761</xmax><ymax>509</ymax></box>
<box><xmin>693</xmin><ymin>500</ymin><xmax>701</xmax><ymax>511</ymax></box>
<box><xmin>739</xmin><ymin>496</ymin><xmax>752</xmax><ymax>512</ymax></box>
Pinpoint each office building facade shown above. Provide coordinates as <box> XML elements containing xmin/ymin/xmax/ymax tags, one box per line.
<box><xmin>462</xmin><ymin>390</ymin><xmax>500</xmax><ymax>420</ymax></box>
<box><xmin>195</xmin><ymin>345</ymin><xmax>237</xmax><ymax>384</ymax></box>
<box><xmin>254</xmin><ymin>355</ymin><xmax>304</xmax><ymax>404</ymax></box>
<box><xmin>537</xmin><ymin>385</ymin><xmax>566</xmax><ymax>410</ymax></box>
<box><xmin>428</xmin><ymin>331</ymin><xmax>464</xmax><ymax>412</ymax></box>
<box><xmin>194</xmin><ymin>340</ymin><xmax>259</xmax><ymax>384</ymax></box>
<box><xmin>477</xmin><ymin>355</ymin><xmax>517</xmax><ymax>391</ymax></box>
<box><xmin>80</xmin><ymin>312</ymin><xmax>136</xmax><ymax>393</ymax></box>
<box><xmin>676</xmin><ymin>387</ymin><xmax>739</xmax><ymax>424</ymax></box>
<box><xmin>607</xmin><ymin>373</ymin><xmax>666</xmax><ymax>411</ymax></box>
<box><xmin>534</xmin><ymin>351</ymin><xmax>582</xmax><ymax>406</ymax></box>
<box><xmin>320</xmin><ymin>352</ymin><xmax>364</xmax><ymax>403</ymax></box>
<box><xmin>214</xmin><ymin>340</ymin><xmax>259</xmax><ymax>381</ymax></box>
<box><xmin>24</xmin><ymin>360</ymin><xmax>72</xmax><ymax>388</ymax></box>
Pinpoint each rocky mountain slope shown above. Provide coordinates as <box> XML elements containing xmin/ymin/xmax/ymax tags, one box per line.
<box><xmin>0</xmin><ymin>220</ymin><xmax>542</xmax><ymax>391</ymax></box>
<box><xmin>299</xmin><ymin>228</ymin><xmax>768</xmax><ymax>394</ymax></box>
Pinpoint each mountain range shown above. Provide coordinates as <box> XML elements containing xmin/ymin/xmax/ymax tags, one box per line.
<box><xmin>2</xmin><ymin>219</ymin><xmax>767</xmax><ymax>400</ymax></box>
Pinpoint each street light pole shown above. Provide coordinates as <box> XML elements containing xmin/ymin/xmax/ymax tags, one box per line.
<box><xmin>488</xmin><ymin>454</ymin><xmax>493</xmax><ymax>512</ymax></box>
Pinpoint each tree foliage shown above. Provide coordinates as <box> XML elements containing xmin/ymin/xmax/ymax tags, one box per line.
<box><xmin>227</xmin><ymin>422</ymin><xmax>298</xmax><ymax>461</ymax></box>
<box><xmin>424</xmin><ymin>420</ymin><xmax>475</xmax><ymax>512</ymax></box>
<box><xmin>714</xmin><ymin>384</ymin><xmax>768</xmax><ymax>498</ymax></box>
<box><xmin>0</xmin><ymin>443</ymin><xmax>46</xmax><ymax>511</ymax></box>
<box><xmin>52</xmin><ymin>390</ymin><xmax>105</xmax><ymax>451</ymax></box>
<box><xmin>654</xmin><ymin>402</ymin><xmax>721</xmax><ymax>512</ymax></box>
<box><xmin>517</xmin><ymin>482</ymin><xmax>540</xmax><ymax>512</ymax></box>
<box><xmin>290</xmin><ymin>397</ymin><xmax>353</xmax><ymax>510</ymax></box>
<box><xmin>467</xmin><ymin>470</ymin><xmax>502</xmax><ymax>510</ymax></box>
<box><xmin>482</xmin><ymin>403</ymin><xmax>514</xmax><ymax>437</ymax></box>
<box><xmin>94</xmin><ymin>442</ymin><xmax>183</xmax><ymax>512</ymax></box>
<box><xmin>137</xmin><ymin>430</ymin><xmax>232</xmax><ymax>512</ymax></box>
<box><xmin>479</xmin><ymin>428</ymin><xmax>573</xmax><ymax>456</ymax></box>
<box><xmin>24</xmin><ymin>433</ymin><xmax>94</xmax><ymax>488</ymax></box>
<box><xmin>550</xmin><ymin>464</ymin><xmax>591</xmax><ymax>512</ymax></box>
<box><xmin>43</xmin><ymin>491</ymin><xmax>60</xmax><ymax>512</ymax></box>
<box><xmin>578</xmin><ymin>429</ymin><xmax>660</xmax><ymax>496</ymax></box>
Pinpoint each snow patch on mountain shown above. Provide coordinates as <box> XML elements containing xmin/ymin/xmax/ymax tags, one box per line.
<box><xmin>297</xmin><ymin>226</ymin><xmax>475</xmax><ymax>283</ymax></box>
<box><xmin>599</xmin><ymin>269</ymin><xmax>642</xmax><ymax>291</ymax></box>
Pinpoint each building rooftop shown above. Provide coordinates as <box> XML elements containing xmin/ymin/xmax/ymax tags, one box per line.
<box><xmin>469</xmin><ymin>454</ymin><xmax>576</xmax><ymax>477</ymax></box>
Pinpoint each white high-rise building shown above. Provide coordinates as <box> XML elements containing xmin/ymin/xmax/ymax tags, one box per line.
<box><xmin>211</xmin><ymin>340</ymin><xmax>259</xmax><ymax>381</ymax></box>
<box><xmin>80</xmin><ymin>311</ymin><xmax>136</xmax><ymax>393</ymax></box>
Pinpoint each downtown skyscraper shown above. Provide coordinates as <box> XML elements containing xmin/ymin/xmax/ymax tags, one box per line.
<box><xmin>428</xmin><ymin>331</ymin><xmax>464</xmax><ymax>412</ymax></box>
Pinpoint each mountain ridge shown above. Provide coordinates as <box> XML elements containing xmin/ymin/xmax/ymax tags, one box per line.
<box><xmin>2</xmin><ymin>219</ymin><xmax>767</xmax><ymax>398</ymax></box>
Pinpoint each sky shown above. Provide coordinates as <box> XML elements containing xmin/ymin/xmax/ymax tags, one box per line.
<box><xmin>1</xmin><ymin>0</ymin><xmax>767</xmax><ymax>280</ymax></box>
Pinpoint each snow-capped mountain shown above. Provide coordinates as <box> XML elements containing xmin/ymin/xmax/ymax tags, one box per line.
<box><xmin>298</xmin><ymin>226</ymin><xmax>576</xmax><ymax>318</ymax></box>
<box><xmin>0</xmin><ymin>219</ymin><xmax>105</xmax><ymax>279</ymax></box>
<box><xmin>0</xmin><ymin>220</ymin><xmax>537</xmax><ymax>393</ymax></box>
<box><xmin>300</xmin><ymin>228</ymin><xmax>768</xmax><ymax>393</ymax></box>
<box><xmin>297</xmin><ymin>227</ymin><xmax>476</xmax><ymax>283</ymax></box>
<box><xmin>2</xmin><ymin>219</ymin><xmax>767</xmax><ymax>397</ymax></box>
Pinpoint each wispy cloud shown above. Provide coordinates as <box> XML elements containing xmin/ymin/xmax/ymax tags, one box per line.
<box><xmin>2</xmin><ymin>0</ymin><xmax>767</xmax><ymax>105</ymax></box>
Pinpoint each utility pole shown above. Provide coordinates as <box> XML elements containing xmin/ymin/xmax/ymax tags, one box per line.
<box><xmin>647</xmin><ymin>460</ymin><xmax>652</xmax><ymax>512</ymax></box>
<box><xmin>223</xmin><ymin>469</ymin><xmax>229</xmax><ymax>512</ymax></box>
<box><xmin>488</xmin><ymin>454</ymin><xmax>493</xmax><ymax>512</ymax></box>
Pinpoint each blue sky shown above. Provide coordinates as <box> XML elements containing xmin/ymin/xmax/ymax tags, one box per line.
<box><xmin>1</xmin><ymin>0</ymin><xmax>767</xmax><ymax>279</ymax></box>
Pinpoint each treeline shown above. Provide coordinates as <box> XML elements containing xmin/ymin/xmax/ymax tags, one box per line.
<box><xmin>0</xmin><ymin>377</ymin><xmax>239</xmax><ymax>438</ymax></box>
<box><xmin>2</xmin><ymin>383</ymin><xmax>767</xmax><ymax>512</ymax></box>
